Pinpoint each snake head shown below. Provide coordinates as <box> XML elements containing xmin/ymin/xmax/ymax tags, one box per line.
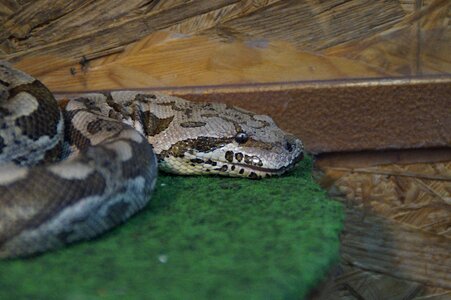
<box><xmin>146</xmin><ymin>96</ymin><xmax>304</xmax><ymax>179</ymax></box>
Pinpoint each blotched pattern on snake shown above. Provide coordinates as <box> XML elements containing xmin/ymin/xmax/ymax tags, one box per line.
<box><xmin>0</xmin><ymin>61</ymin><xmax>304</xmax><ymax>258</ymax></box>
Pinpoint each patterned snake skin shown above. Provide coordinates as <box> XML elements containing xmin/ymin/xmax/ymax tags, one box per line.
<box><xmin>0</xmin><ymin>61</ymin><xmax>304</xmax><ymax>258</ymax></box>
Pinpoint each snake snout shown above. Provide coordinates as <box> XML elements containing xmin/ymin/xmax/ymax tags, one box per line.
<box><xmin>284</xmin><ymin>140</ymin><xmax>293</xmax><ymax>152</ymax></box>
<box><xmin>284</xmin><ymin>134</ymin><xmax>304</xmax><ymax>165</ymax></box>
<box><xmin>283</xmin><ymin>134</ymin><xmax>302</xmax><ymax>152</ymax></box>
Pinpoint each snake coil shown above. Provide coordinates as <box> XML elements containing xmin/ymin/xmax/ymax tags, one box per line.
<box><xmin>0</xmin><ymin>62</ymin><xmax>303</xmax><ymax>258</ymax></box>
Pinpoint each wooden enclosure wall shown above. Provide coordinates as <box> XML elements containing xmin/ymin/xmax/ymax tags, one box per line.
<box><xmin>0</xmin><ymin>0</ymin><xmax>449</xmax><ymax>92</ymax></box>
<box><xmin>1</xmin><ymin>2</ymin><xmax>450</xmax><ymax>298</ymax></box>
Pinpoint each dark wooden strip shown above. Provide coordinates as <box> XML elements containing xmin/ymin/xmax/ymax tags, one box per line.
<box><xmin>172</xmin><ymin>76</ymin><xmax>451</xmax><ymax>153</ymax></box>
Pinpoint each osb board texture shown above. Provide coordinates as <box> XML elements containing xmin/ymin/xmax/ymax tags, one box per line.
<box><xmin>0</xmin><ymin>0</ymin><xmax>449</xmax><ymax>91</ymax></box>
<box><xmin>310</xmin><ymin>150</ymin><xmax>451</xmax><ymax>300</ymax></box>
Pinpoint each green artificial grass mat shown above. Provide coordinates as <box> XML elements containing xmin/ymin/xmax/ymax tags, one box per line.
<box><xmin>0</xmin><ymin>156</ymin><xmax>343</xmax><ymax>300</ymax></box>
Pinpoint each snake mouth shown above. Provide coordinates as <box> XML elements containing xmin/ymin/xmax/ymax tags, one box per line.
<box><xmin>233</xmin><ymin>151</ymin><xmax>304</xmax><ymax>175</ymax></box>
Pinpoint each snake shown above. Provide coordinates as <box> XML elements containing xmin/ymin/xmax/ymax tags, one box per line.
<box><xmin>0</xmin><ymin>61</ymin><xmax>304</xmax><ymax>258</ymax></box>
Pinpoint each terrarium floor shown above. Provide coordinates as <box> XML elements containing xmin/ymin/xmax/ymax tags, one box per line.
<box><xmin>0</xmin><ymin>156</ymin><xmax>343</xmax><ymax>300</ymax></box>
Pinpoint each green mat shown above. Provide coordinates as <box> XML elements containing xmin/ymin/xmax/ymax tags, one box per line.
<box><xmin>0</xmin><ymin>156</ymin><xmax>343</xmax><ymax>300</ymax></box>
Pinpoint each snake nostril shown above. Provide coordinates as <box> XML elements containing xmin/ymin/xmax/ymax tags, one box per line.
<box><xmin>284</xmin><ymin>141</ymin><xmax>293</xmax><ymax>152</ymax></box>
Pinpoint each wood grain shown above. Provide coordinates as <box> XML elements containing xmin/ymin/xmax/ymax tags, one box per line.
<box><xmin>1</xmin><ymin>1</ymin><xmax>450</xmax><ymax>298</ymax></box>
<box><xmin>342</xmin><ymin>207</ymin><xmax>451</xmax><ymax>289</ymax></box>
<box><xmin>33</xmin><ymin>33</ymin><xmax>389</xmax><ymax>92</ymax></box>
<box><xmin>0</xmin><ymin>0</ymin><xmax>240</xmax><ymax>59</ymax></box>
<box><xmin>1</xmin><ymin>0</ymin><xmax>449</xmax><ymax>92</ymax></box>
<box><xmin>313</xmin><ymin>155</ymin><xmax>451</xmax><ymax>298</ymax></box>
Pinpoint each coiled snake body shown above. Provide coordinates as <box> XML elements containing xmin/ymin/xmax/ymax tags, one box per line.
<box><xmin>0</xmin><ymin>62</ymin><xmax>303</xmax><ymax>258</ymax></box>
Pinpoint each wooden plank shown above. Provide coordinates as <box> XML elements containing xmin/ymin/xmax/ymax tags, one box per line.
<box><xmin>1</xmin><ymin>0</ymin><xmax>448</xmax><ymax>86</ymax></box>
<box><xmin>0</xmin><ymin>0</ymin><xmax>90</xmax><ymax>41</ymax></box>
<box><xmin>24</xmin><ymin>33</ymin><xmax>386</xmax><ymax>91</ymax></box>
<box><xmin>313</xmin><ymin>157</ymin><xmax>451</xmax><ymax>294</ymax></box>
<box><xmin>324</xmin><ymin>0</ymin><xmax>451</xmax><ymax>75</ymax></box>
<box><xmin>1</xmin><ymin>0</ymin><xmax>241</xmax><ymax>60</ymax></box>
<box><xmin>170</xmin><ymin>77</ymin><xmax>451</xmax><ymax>154</ymax></box>
<box><xmin>203</xmin><ymin>0</ymin><xmax>406</xmax><ymax>50</ymax></box>
<box><xmin>55</xmin><ymin>76</ymin><xmax>451</xmax><ymax>154</ymax></box>
<box><xmin>341</xmin><ymin>207</ymin><xmax>451</xmax><ymax>289</ymax></box>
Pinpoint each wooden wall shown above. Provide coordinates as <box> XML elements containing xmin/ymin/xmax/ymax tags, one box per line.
<box><xmin>0</xmin><ymin>0</ymin><xmax>449</xmax><ymax>92</ymax></box>
<box><xmin>1</xmin><ymin>2</ymin><xmax>450</xmax><ymax>298</ymax></box>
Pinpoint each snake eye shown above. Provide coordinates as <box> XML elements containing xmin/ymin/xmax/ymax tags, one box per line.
<box><xmin>234</xmin><ymin>131</ymin><xmax>249</xmax><ymax>144</ymax></box>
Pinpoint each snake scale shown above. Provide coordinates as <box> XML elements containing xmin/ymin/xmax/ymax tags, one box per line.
<box><xmin>0</xmin><ymin>61</ymin><xmax>304</xmax><ymax>258</ymax></box>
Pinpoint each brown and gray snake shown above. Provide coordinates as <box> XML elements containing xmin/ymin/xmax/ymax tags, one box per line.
<box><xmin>0</xmin><ymin>61</ymin><xmax>304</xmax><ymax>258</ymax></box>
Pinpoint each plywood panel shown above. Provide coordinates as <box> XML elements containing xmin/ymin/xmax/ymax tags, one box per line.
<box><xmin>0</xmin><ymin>0</ymin><xmax>449</xmax><ymax>92</ymax></box>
